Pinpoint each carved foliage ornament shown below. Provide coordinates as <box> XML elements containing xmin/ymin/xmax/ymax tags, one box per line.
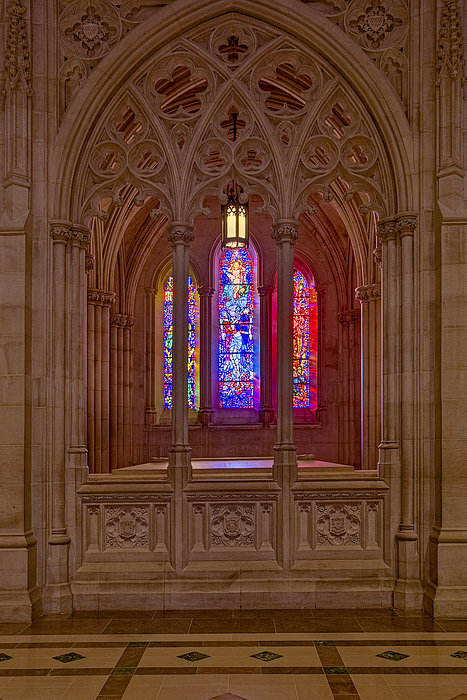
<box><xmin>436</xmin><ymin>0</ymin><xmax>465</xmax><ymax>82</ymax></box>
<box><xmin>355</xmin><ymin>283</ymin><xmax>381</xmax><ymax>302</ymax></box>
<box><xmin>2</xmin><ymin>0</ymin><xmax>32</xmax><ymax>96</ymax></box>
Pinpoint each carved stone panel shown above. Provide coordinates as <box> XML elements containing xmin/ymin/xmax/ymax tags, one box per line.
<box><xmin>316</xmin><ymin>502</ymin><xmax>361</xmax><ymax>547</ymax></box>
<box><xmin>104</xmin><ymin>505</ymin><xmax>149</xmax><ymax>549</ymax></box>
<box><xmin>210</xmin><ymin>504</ymin><xmax>255</xmax><ymax>548</ymax></box>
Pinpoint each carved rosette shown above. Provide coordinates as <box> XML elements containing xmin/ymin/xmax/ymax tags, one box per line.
<box><xmin>167</xmin><ymin>224</ymin><xmax>194</xmax><ymax>247</ymax></box>
<box><xmin>105</xmin><ymin>505</ymin><xmax>149</xmax><ymax>549</ymax></box>
<box><xmin>355</xmin><ymin>284</ymin><xmax>381</xmax><ymax>302</ymax></box>
<box><xmin>59</xmin><ymin>0</ymin><xmax>121</xmax><ymax>60</ymax></box>
<box><xmin>210</xmin><ymin>504</ymin><xmax>255</xmax><ymax>548</ymax></box>
<box><xmin>316</xmin><ymin>502</ymin><xmax>361</xmax><ymax>546</ymax></box>
<box><xmin>272</xmin><ymin>222</ymin><xmax>299</xmax><ymax>245</ymax></box>
<box><xmin>87</xmin><ymin>289</ymin><xmax>116</xmax><ymax>307</ymax></box>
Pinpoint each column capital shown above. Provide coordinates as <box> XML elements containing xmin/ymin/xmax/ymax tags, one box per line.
<box><xmin>167</xmin><ymin>222</ymin><xmax>194</xmax><ymax>247</ymax></box>
<box><xmin>373</xmin><ymin>243</ymin><xmax>382</xmax><ymax>267</ymax></box>
<box><xmin>110</xmin><ymin>313</ymin><xmax>134</xmax><ymax>327</ymax></box>
<box><xmin>258</xmin><ymin>284</ymin><xmax>273</xmax><ymax>297</ymax></box>
<box><xmin>272</xmin><ymin>220</ymin><xmax>298</xmax><ymax>244</ymax></box>
<box><xmin>337</xmin><ymin>309</ymin><xmax>361</xmax><ymax>323</ymax></box>
<box><xmin>85</xmin><ymin>252</ymin><xmax>94</xmax><ymax>273</ymax></box>
<box><xmin>87</xmin><ymin>289</ymin><xmax>116</xmax><ymax>307</ymax></box>
<box><xmin>50</xmin><ymin>221</ymin><xmax>91</xmax><ymax>248</ymax></box>
<box><xmin>197</xmin><ymin>285</ymin><xmax>214</xmax><ymax>298</ymax></box>
<box><xmin>50</xmin><ymin>220</ymin><xmax>72</xmax><ymax>244</ymax></box>
<box><xmin>378</xmin><ymin>213</ymin><xmax>417</xmax><ymax>241</ymax></box>
<box><xmin>355</xmin><ymin>283</ymin><xmax>381</xmax><ymax>302</ymax></box>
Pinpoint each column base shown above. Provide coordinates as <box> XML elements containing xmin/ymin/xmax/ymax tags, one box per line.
<box><xmin>0</xmin><ymin>531</ymin><xmax>41</xmax><ymax>621</ymax></box>
<box><xmin>43</xmin><ymin>540</ymin><xmax>72</xmax><ymax>614</ymax></box>
<box><xmin>425</xmin><ymin>527</ymin><xmax>467</xmax><ymax>617</ymax></box>
<box><xmin>197</xmin><ymin>409</ymin><xmax>213</xmax><ymax>428</ymax></box>
<box><xmin>393</xmin><ymin>531</ymin><xmax>423</xmax><ymax>610</ymax></box>
<box><xmin>259</xmin><ymin>407</ymin><xmax>274</xmax><ymax>428</ymax></box>
<box><xmin>273</xmin><ymin>443</ymin><xmax>297</xmax><ymax>468</ymax></box>
<box><xmin>168</xmin><ymin>446</ymin><xmax>192</xmax><ymax>485</ymax></box>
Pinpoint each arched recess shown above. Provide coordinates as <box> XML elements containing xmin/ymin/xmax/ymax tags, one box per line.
<box><xmin>50</xmin><ymin>0</ymin><xmax>416</xmax><ymax>472</ymax></box>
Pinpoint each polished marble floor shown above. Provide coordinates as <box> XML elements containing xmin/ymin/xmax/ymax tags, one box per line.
<box><xmin>0</xmin><ymin>609</ymin><xmax>466</xmax><ymax>699</ymax></box>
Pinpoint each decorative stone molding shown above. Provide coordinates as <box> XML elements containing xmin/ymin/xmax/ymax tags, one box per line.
<box><xmin>272</xmin><ymin>222</ymin><xmax>299</xmax><ymax>244</ymax></box>
<box><xmin>105</xmin><ymin>505</ymin><xmax>149</xmax><ymax>549</ymax></box>
<box><xmin>294</xmin><ymin>490</ymin><xmax>387</xmax><ymax>499</ymax></box>
<box><xmin>167</xmin><ymin>224</ymin><xmax>194</xmax><ymax>247</ymax></box>
<box><xmin>87</xmin><ymin>289</ymin><xmax>116</xmax><ymax>307</ymax></box>
<box><xmin>316</xmin><ymin>502</ymin><xmax>361</xmax><ymax>546</ymax></box>
<box><xmin>436</xmin><ymin>0</ymin><xmax>465</xmax><ymax>83</ymax></box>
<box><xmin>355</xmin><ymin>283</ymin><xmax>381</xmax><ymax>302</ymax></box>
<box><xmin>186</xmin><ymin>493</ymin><xmax>279</xmax><ymax>501</ymax></box>
<box><xmin>210</xmin><ymin>504</ymin><xmax>255</xmax><ymax>548</ymax></box>
<box><xmin>81</xmin><ymin>494</ymin><xmax>171</xmax><ymax>503</ymax></box>
<box><xmin>197</xmin><ymin>285</ymin><xmax>214</xmax><ymax>298</ymax></box>
<box><xmin>2</xmin><ymin>0</ymin><xmax>32</xmax><ymax>97</ymax></box>
<box><xmin>397</xmin><ymin>215</ymin><xmax>417</xmax><ymax>237</ymax></box>
<box><xmin>337</xmin><ymin>308</ymin><xmax>361</xmax><ymax>323</ymax></box>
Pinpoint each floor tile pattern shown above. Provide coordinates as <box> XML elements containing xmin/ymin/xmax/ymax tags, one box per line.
<box><xmin>0</xmin><ymin>609</ymin><xmax>465</xmax><ymax>699</ymax></box>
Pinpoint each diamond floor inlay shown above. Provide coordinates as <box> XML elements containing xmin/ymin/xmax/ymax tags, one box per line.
<box><xmin>323</xmin><ymin>665</ymin><xmax>348</xmax><ymax>674</ymax></box>
<box><xmin>177</xmin><ymin>650</ymin><xmax>210</xmax><ymax>662</ymax></box>
<box><xmin>376</xmin><ymin>650</ymin><xmax>410</xmax><ymax>661</ymax></box>
<box><xmin>451</xmin><ymin>651</ymin><xmax>467</xmax><ymax>660</ymax></box>
<box><xmin>52</xmin><ymin>651</ymin><xmax>86</xmax><ymax>663</ymax></box>
<box><xmin>250</xmin><ymin>650</ymin><xmax>283</xmax><ymax>662</ymax></box>
<box><xmin>0</xmin><ymin>654</ymin><xmax>12</xmax><ymax>662</ymax></box>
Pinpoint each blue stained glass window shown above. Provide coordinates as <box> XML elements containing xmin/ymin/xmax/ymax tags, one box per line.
<box><xmin>164</xmin><ymin>275</ymin><xmax>198</xmax><ymax>409</ymax></box>
<box><xmin>218</xmin><ymin>248</ymin><xmax>255</xmax><ymax>408</ymax></box>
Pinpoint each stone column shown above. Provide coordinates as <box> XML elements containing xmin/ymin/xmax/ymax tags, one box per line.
<box><xmin>379</xmin><ymin>214</ymin><xmax>422</xmax><ymax>609</ymax></box>
<box><xmin>271</xmin><ymin>221</ymin><xmax>298</xmax><ymax>472</ymax></box>
<box><xmin>258</xmin><ymin>284</ymin><xmax>274</xmax><ymax>427</ymax></box>
<box><xmin>144</xmin><ymin>288</ymin><xmax>158</xmax><ymax>427</ymax></box>
<box><xmin>427</xmin><ymin>0</ymin><xmax>467</xmax><ymax>617</ymax></box>
<box><xmin>197</xmin><ymin>285</ymin><xmax>214</xmax><ymax>427</ymax></box>
<box><xmin>271</xmin><ymin>221</ymin><xmax>298</xmax><ymax>570</ymax></box>
<box><xmin>87</xmin><ymin>290</ymin><xmax>115</xmax><ymax>473</ymax></box>
<box><xmin>167</xmin><ymin>223</ymin><xmax>194</xmax><ymax>479</ymax></box>
<box><xmin>110</xmin><ymin>314</ymin><xmax>134</xmax><ymax>469</ymax></box>
<box><xmin>337</xmin><ymin>309</ymin><xmax>361</xmax><ymax>467</ymax></box>
<box><xmin>355</xmin><ymin>284</ymin><xmax>381</xmax><ymax>470</ymax></box>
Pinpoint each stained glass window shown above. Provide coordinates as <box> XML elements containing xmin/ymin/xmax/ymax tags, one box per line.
<box><xmin>218</xmin><ymin>248</ymin><xmax>255</xmax><ymax>408</ymax></box>
<box><xmin>293</xmin><ymin>269</ymin><xmax>318</xmax><ymax>409</ymax></box>
<box><xmin>163</xmin><ymin>275</ymin><xmax>198</xmax><ymax>409</ymax></box>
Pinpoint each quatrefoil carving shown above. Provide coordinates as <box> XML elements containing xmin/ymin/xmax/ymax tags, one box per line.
<box><xmin>154</xmin><ymin>65</ymin><xmax>208</xmax><ymax>115</ymax></box>
<box><xmin>258</xmin><ymin>62</ymin><xmax>315</xmax><ymax>112</ymax></box>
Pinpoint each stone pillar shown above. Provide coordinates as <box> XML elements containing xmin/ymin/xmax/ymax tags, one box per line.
<box><xmin>271</xmin><ymin>221</ymin><xmax>298</xmax><ymax>472</ymax></box>
<box><xmin>109</xmin><ymin>314</ymin><xmax>134</xmax><ymax>469</ymax></box>
<box><xmin>271</xmin><ymin>221</ymin><xmax>298</xmax><ymax>570</ymax></box>
<box><xmin>427</xmin><ymin>0</ymin><xmax>467</xmax><ymax>617</ymax></box>
<box><xmin>87</xmin><ymin>289</ymin><xmax>115</xmax><ymax>474</ymax></box>
<box><xmin>379</xmin><ymin>214</ymin><xmax>422</xmax><ymax>609</ymax></box>
<box><xmin>197</xmin><ymin>285</ymin><xmax>214</xmax><ymax>427</ymax></box>
<box><xmin>45</xmin><ymin>221</ymin><xmax>90</xmax><ymax>612</ymax></box>
<box><xmin>144</xmin><ymin>288</ymin><xmax>158</xmax><ymax>427</ymax></box>
<box><xmin>258</xmin><ymin>284</ymin><xmax>274</xmax><ymax>427</ymax></box>
<box><xmin>355</xmin><ymin>284</ymin><xmax>381</xmax><ymax>470</ymax></box>
<box><xmin>337</xmin><ymin>308</ymin><xmax>361</xmax><ymax>467</ymax></box>
<box><xmin>167</xmin><ymin>223</ymin><xmax>194</xmax><ymax>479</ymax></box>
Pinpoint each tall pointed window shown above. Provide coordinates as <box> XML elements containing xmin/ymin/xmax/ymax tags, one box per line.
<box><xmin>218</xmin><ymin>248</ymin><xmax>256</xmax><ymax>408</ymax></box>
<box><xmin>163</xmin><ymin>275</ymin><xmax>198</xmax><ymax>409</ymax></box>
<box><xmin>293</xmin><ymin>268</ymin><xmax>318</xmax><ymax>409</ymax></box>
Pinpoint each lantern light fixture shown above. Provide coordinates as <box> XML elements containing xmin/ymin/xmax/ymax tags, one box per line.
<box><xmin>221</xmin><ymin>181</ymin><xmax>249</xmax><ymax>249</ymax></box>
